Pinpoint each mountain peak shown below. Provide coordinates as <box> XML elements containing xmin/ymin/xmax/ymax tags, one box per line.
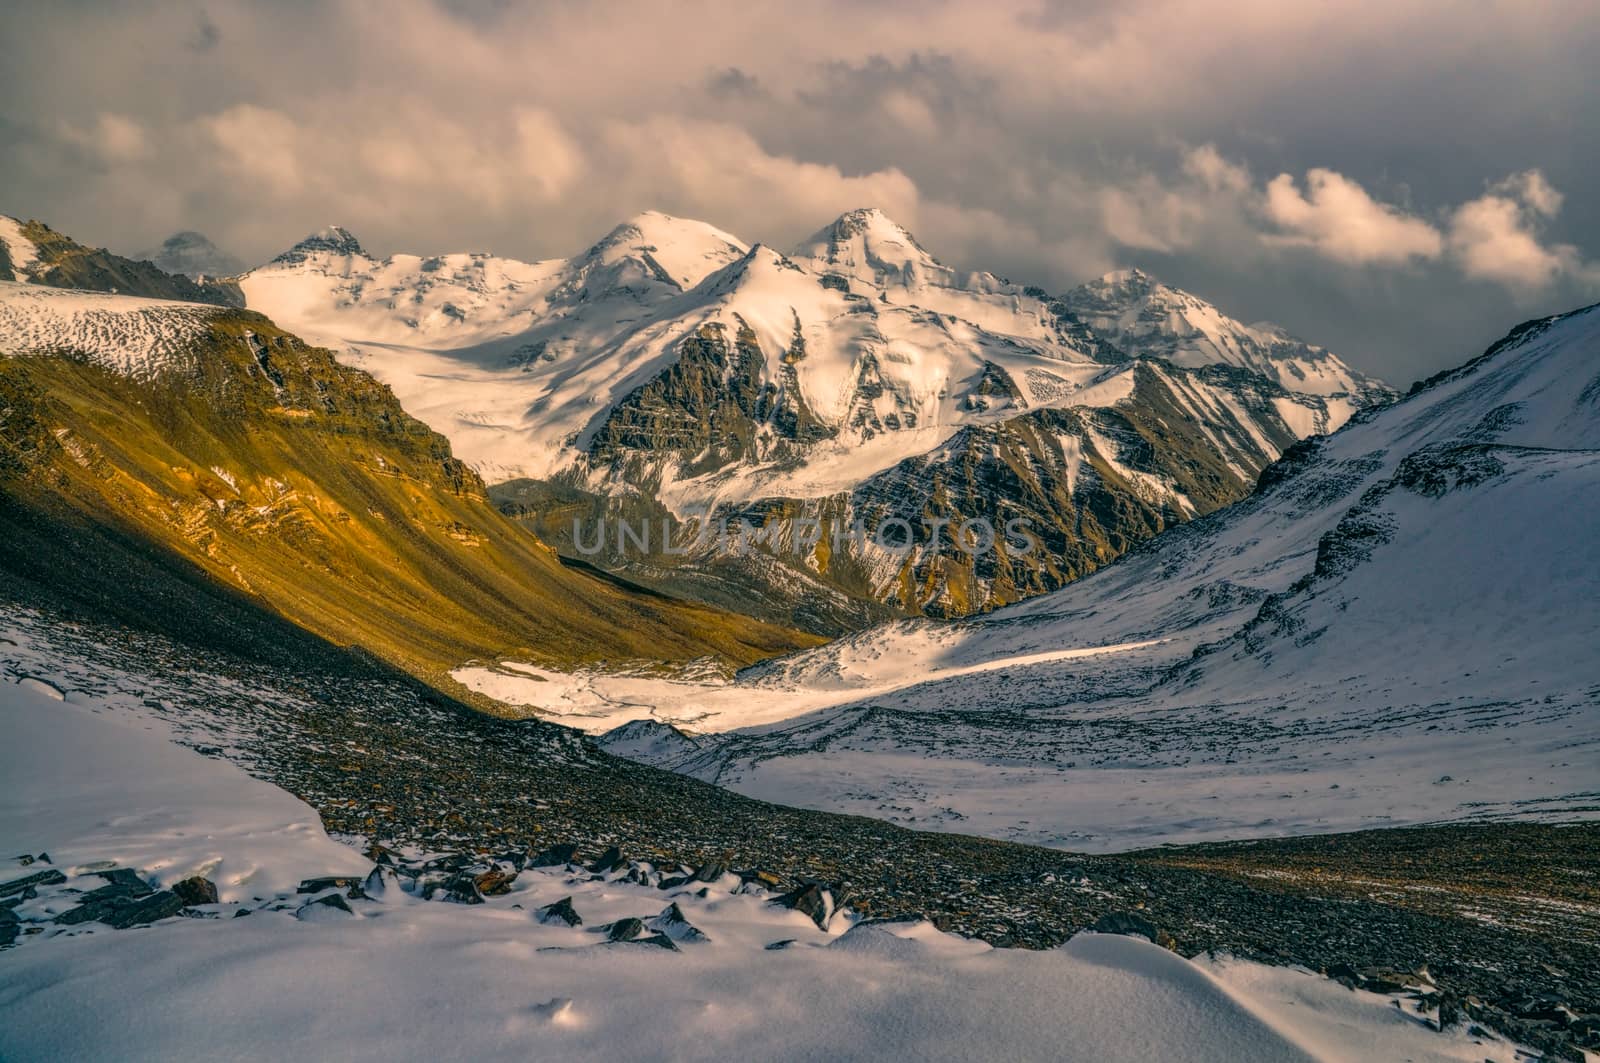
<box><xmin>581</xmin><ymin>212</ymin><xmax>747</xmax><ymax>290</ymax></box>
<box><xmin>273</xmin><ymin>225</ymin><xmax>367</xmax><ymax>264</ymax></box>
<box><xmin>138</xmin><ymin>230</ymin><xmax>245</xmax><ymax>279</ymax></box>
<box><xmin>1060</xmin><ymin>269</ymin><xmax>1392</xmax><ymax>401</ymax></box>
<box><xmin>792</xmin><ymin>207</ymin><xmax>943</xmax><ymax>288</ymax></box>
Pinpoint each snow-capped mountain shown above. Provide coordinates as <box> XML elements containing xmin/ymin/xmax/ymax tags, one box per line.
<box><xmin>575</xmin><ymin>302</ymin><xmax>1600</xmax><ymax>850</ymax></box>
<box><xmin>135</xmin><ymin>230</ymin><xmax>245</xmax><ymax>279</ymax></box>
<box><xmin>1058</xmin><ymin>268</ymin><xmax>1390</xmax><ymax>407</ymax></box>
<box><xmin>239</xmin><ymin>209</ymin><xmax>1394</xmax><ymax>625</ymax></box>
<box><xmin>0</xmin><ymin>237</ymin><xmax>812</xmax><ymax>689</ymax></box>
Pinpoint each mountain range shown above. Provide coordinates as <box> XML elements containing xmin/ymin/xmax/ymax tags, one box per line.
<box><xmin>581</xmin><ymin>300</ymin><xmax>1600</xmax><ymax>851</ymax></box>
<box><xmin>233</xmin><ymin>209</ymin><xmax>1395</xmax><ymax>630</ymax></box>
<box><xmin>0</xmin><ymin>217</ymin><xmax>814</xmax><ymax>707</ymax></box>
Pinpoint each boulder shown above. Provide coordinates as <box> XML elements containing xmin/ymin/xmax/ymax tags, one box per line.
<box><xmin>599</xmin><ymin>917</ymin><xmax>646</xmax><ymax>942</ymax></box>
<box><xmin>438</xmin><ymin>872</ymin><xmax>485</xmax><ymax>904</ymax></box>
<box><xmin>1092</xmin><ymin>911</ymin><xmax>1162</xmax><ymax>944</ymax></box>
<box><xmin>528</xmin><ymin>843</ymin><xmax>580</xmax><ymax>869</ymax></box>
<box><xmin>171</xmin><ymin>876</ymin><xmax>219</xmax><ymax>906</ymax></box>
<box><xmin>648</xmin><ymin>902</ymin><xmax>710</xmax><ymax>944</ymax></box>
<box><xmin>296</xmin><ymin>876</ymin><xmax>366</xmax><ymax>898</ymax></box>
<box><xmin>771</xmin><ymin>883</ymin><xmax>834</xmax><ymax>930</ymax></box>
<box><xmin>691</xmin><ymin>858</ymin><xmax>730</xmax><ymax>884</ymax></box>
<box><xmin>1</xmin><ymin>868</ymin><xmax>66</xmax><ymax>897</ymax></box>
<box><xmin>587</xmin><ymin>846</ymin><xmax>627</xmax><ymax>875</ymax></box>
<box><xmin>473</xmin><ymin>867</ymin><xmax>517</xmax><ymax>897</ymax></box>
<box><xmin>295</xmin><ymin>893</ymin><xmax>354</xmax><ymax>920</ymax></box>
<box><xmin>535</xmin><ymin>896</ymin><xmax>582</xmax><ymax>927</ymax></box>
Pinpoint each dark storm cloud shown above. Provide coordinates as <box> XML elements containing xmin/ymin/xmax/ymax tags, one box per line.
<box><xmin>187</xmin><ymin>10</ymin><xmax>221</xmax><ymax>51</ymax></box>
<box><xmin>1</xmin><ymin>0</ymin><xmax>1595</xmax><ymax>384</ymax></box>
<box><xmin>706</xmin><ymin>68</ymin><xmax>766</xmax><ymax>101</ymax></box>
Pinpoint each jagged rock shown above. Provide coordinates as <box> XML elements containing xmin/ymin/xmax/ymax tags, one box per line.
<box><xmin>362</xmin><ymin>866</ymin><xmax>400</xmax><ymax>898</ymax></box>
<box><xmin>691</xmin><ymin>858</ymin><xmax>730</xmax><ymax>883</ymax></box>
<box><xmin>587</xmin><ymin>846</ymin><xmax>627</xmax><ymax>875</ymax></box>
<box><xmin>57</xmin><ymin>889</ymin><xmax>185</xmax><ymax>929</ymax></box>
<box><xmin>497</xmin><ymin>850</ymin><xmax>529</xmax><ymax>871</ymax></box>
<box><xmin>53</xmin><ymin>871</ymin><xmax>157</xmax><ymax>924</ymax></box>
<box><xmin>170</xmin><ymin>876</ymin><xmax>219</xmax><ymax>906</ymax></box>
<box><xmin>296</xmin><ymin>876</ymin><xmax>366</xmax><ymax>897</ymax></box>
<box><xmin>599</xmin><ymin>917</ymin><xmax>645</xmax><ymax>942</ymax></box>
<box><xmin>764</xmin><ymin>939</ymin><xmax>796</xmax><ymax>951</ymax></box>
<box><xmin>364</xmin><ymin>842</ymin><xmax>398</xmax><ymax>866</ymax></box>
<box><xmin>771</xmin><ymin>883</ymin><xmax>834</xmax><ymax>930</ymax></box>
<box><xmin>528</xmin><ymin>843</ymin><xmax>579</xmax><ymax>868</ymax></box>
<box><xmin>534</xmin><ymin>896</ymin><xmax>582</xmax><ymax>927</ymax></box>
<box><xmin>648</xmin><ymin>902</ymin><xmax>709</xmax><ymax>943</ymax></box>
<box><xmin>1</xmin><ymin>868</ymin><xmax>66</xmax><ymax>897</ymax></box>
<box><xmin>422</xmin><ymin>853</ymin><xmax>475</xmax><ymax>873</ymax></box>
<box><xmin>657</xmin><ymin>874</ymin><xmax>690</xmax><ymax>891</ymax></box>
<box><xmin>296</xmin><ymin>893</ymin><xmax>354</xmax><ymax>920</ymax></box>
<box><xmin>1092</xmin><ymin>911</ymin><xmax>1161</xmax><ymax>943</ymax></box>
<box><xmin>473</xmin><ymin>867</ymin><xmax>516</xmax><ymax>897</ymax></box>
<box><xmin>438</xmin><ymin>872</ymin><xmax>485</xmax><ymax>904</ymax></box>
<box><xmin>635</xmin><ymin>933</ymin><xmax>679</xmax><ymax>951</ymax></box>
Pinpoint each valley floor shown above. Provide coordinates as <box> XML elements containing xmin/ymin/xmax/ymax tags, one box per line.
<box><xmin>0</xmin><ymin>676</ymin><xmax>1563</xmax><ymax>1063</ymax></box>
<box><xmin>2</xmin><ymin>599</ymin><xmax>1596</xmax><ymax>1059</ymax></box>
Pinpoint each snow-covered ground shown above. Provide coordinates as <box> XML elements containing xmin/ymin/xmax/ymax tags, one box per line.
<box><xmin>0</xmin><ymin>679</ymin><xmax>1534</xmax><ymax>1063</ymax></box>
<box><xmin>0</xmin><ymin>280</ymin><xmax>224</xmax><ymax>377</ymax></box>
<box><xmin>456</xmin><ymin>304</ymin><xmax>1600</xmax><ymax>853</ymax></box>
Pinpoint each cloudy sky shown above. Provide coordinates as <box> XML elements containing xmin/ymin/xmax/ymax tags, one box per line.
<box><xmin>3</xmin><ymin>0</ymin><xmax>1597</xmax><ymax>383</ymax></box>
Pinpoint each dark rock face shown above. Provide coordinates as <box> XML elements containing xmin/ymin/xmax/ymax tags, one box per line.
<box><xmin>599</xmin><ymin>917</ymin><xmax>646</xmax><ymax>942</ymax></box>
<box><xmin>587</xmin><ymin>847</ymin><xmax>627</xmax><ymax>875</ymax></box>
<box><xmin>171</xmin><ymin>876</ymin><xmax>219</xmax><ymax>906</ymax></box>
<box><xmin>535</xmin><ymin>896</ymin><xmax>582</xmax><ymax>927</ymax></box>
<box><xmin>57</xmin><ymin>882</ymin><xmax>184</xmax><ymax>929</ymax></box>
<box><xmin>518</xmin><ymin>344</ymin><xmax>1326</xmax><ymax>631</ymax></box>
<box><xmin>1</xmin><ymin>869</ymin><xmax>66</xmax><ymax>897</ymax></box>
<box><xmin>528</xmin><ymin>843</ymin><xmax>580</xmax><ymax>869</ymax></box>
<box><xmin>771</xmin><ymin>883</ymin><xmax>834</xmax><ymax>930</ymax></box>
<box><xmin>12</xmin><ymin>220</ymin><xmax>243</xmax><ymax>306</ymax></box>
<box><xmin>648</xmin><ymin>902</ymin><xmax>709</xmax><ymax>944</ymax></box>
<box><xmin>271</xmin><ymin>226</ymin><xmax>367</xmax><ymax>265</ymax></box>
<box><xmin>296</xmin><ymin>893</ymin><xmax>354</xmax><ymax>919</ymax></box>
<box><xmin>691</xmin><ymin>859</ymin><xmax>730</xmax><ymax>883</ymax></box>
<box><xmin>1092</xmin><ymin>911</ymin><xmax>1161</xmax><ymax>943</ymax></box>
<box><xmin>473</xmin><ymin>868</ymin><xmax>517</xmax><ymax>897</ymax></box>
<box><xmin>297</xmin><ymin>876</ymin><xmax>365</xmax><ymax>898</ymax></box>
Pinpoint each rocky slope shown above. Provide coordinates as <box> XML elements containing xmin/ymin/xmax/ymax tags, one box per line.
<box><xmin>0</xmin><ymin>252</ymin><xmax>816</xmax><ymax>703</ymax></box>
<box><xmin>240</xmin><ymin>209</ymin><xmax>1395</xmax><ymax>631</ymax></box>
<box><xmin>584</xmin><ymin>302</ymin><xmax>1599</xmax><ymax>852</ymax></box>
<box><xmin>0</xmin><ymin>215</ymin><xmax>243</xmax><ymax>306</ymax></box>
<box><xmin>4</xmin><ymin>598</ymin><xmax>1593</xmax><ymax>1060</ymax></box>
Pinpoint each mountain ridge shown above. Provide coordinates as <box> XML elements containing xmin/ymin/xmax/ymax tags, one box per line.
<box><xmin>239</xmin><ymin>208</ymin><xmax>1395</xmax><ymax>627</ymax></box>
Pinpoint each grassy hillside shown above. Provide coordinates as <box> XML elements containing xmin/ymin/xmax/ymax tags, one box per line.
<box><xmin>0</xmin><ymin>309</ymin><xmax>817</xmax><ymax>707</ymax></box>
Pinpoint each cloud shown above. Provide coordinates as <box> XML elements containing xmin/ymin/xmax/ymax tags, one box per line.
<box><xmin>1</xmin><ymin>0</ymin><xmax>1597</xmax><ymax>385</ymax></box>
<box><xmin>1263</xmin><ymin>168</ymin><xmax>1443</xmax><ymax>266</ymax></box>
<box><xmin>596</xmin><ymin>117</ymin><xmax>921</xmax><ymax>239</ymax></box>
<box><xmin>58</xmin><ymin>113</ymin><xmax>151</xmax><ymax>165</ymax></box>
<box><xmin>1448</xmin><ymin>170</ymin><xmax>1591</xmax><ymax>295</ymax></box>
